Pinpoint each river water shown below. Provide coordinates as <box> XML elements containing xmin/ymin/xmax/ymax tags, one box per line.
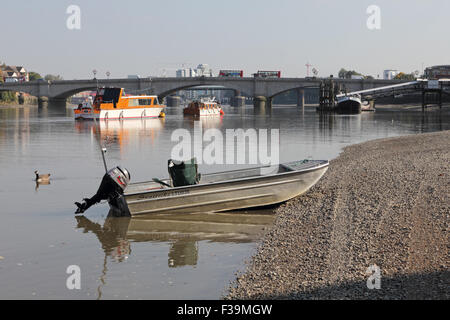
<box><xmin>0</xmin><ymin>103</ymin><xmax>448</xmax><ymax>299</ymax></box>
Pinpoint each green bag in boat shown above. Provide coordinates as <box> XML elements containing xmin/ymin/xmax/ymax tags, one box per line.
<box><xmin>168</xmin><ymin>158</ymin><xmax>201</xmax><ymax>187</ymax></box>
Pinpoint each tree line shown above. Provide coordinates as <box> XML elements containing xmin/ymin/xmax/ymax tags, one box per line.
<box><xmin>338</xmin><ymin>68</ymin><xmax>417</xmax><ymax>80</ymax></box>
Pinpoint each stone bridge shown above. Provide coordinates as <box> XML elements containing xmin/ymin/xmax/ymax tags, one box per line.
<box><xmin>0</xmin><ymin>76</ymin><xmax>407</xmax><ymax>106</ymax></box>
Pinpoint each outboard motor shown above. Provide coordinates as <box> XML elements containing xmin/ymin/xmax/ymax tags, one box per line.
<box><xmin>75</xmin><ymin>166</ymin><xmax>131</xmax><ymax>217</ymax></box>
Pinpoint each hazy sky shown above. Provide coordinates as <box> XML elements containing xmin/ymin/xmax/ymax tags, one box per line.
<box><xmin>2</xmin><ymin>0</ymin><xmax>449</xmax><ymax>79</ymax></box>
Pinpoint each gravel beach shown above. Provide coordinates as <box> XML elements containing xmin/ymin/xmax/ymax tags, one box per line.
<box><xmin>227</xmin><ymin>130</ymin><xmax>449</xmax><ymax>300</ymax></box>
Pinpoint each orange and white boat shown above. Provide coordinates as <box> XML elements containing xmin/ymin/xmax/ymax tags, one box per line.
<box><xmin>74</xmin><ymin>99</ymin><xmax>98</xmax><ymax>120</ymax></box>
<box><xmin>183</xmin><ymin>98</ymin><xmax>224</xmax><ymax>117</ymax></box>
<box><xmin>74</xmin><ymin>87</ymin><xmax>165</xmax><ymax>120</ymax></box>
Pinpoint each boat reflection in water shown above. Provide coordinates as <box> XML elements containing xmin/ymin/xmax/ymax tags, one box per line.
<box><xmin>197</xmin><ymin>115</ymin><xmax>223</xmax><ymax>129</ymax></box>
<box><xmin>75</xmin><ymin>211</ymin><xmax>274</xmax><ymax>268</ymax></box>
<box><xmin>184</xmin><ymin>114</ymin><xmax>223</xmax><ymax>130</ymax></box>
<box><xmin>74</xmin><ymin>117</ymin><xmax>165</xmax><ymax>149</ymax></box>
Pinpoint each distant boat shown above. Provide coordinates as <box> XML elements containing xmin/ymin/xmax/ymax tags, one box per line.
<box><xmin>74</xmin><ymin>87</ymin><xmax>165</xmax><ymax>120</ymax></box>
<box><xmin>336</xmin><ymin>94</ymin><xmax>362</xmax><ymax>114</ymax></box>
<box><xmin>183</xmin><ymin>97</ymin><xmax>224</xmax><ymax>117</ymax></box>
<box><xmin>74</xmin><ymin>100</ymin><xmax>98</xmax><ymax>120</ymax></box>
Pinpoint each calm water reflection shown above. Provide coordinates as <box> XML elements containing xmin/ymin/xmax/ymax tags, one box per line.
<box><xmin>0</xmin><ymin>103</ymin><xmax>448</xmax><ymax>299</ymax></box>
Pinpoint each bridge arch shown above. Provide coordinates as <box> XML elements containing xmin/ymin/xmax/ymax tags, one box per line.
<box><xmin>156</xmin><ymin>81</ymin><xmax>252</xmax><ymax>99</ymax></box>
<box><xmin>268</xmin><ymin>85</ymin><xmax>319</xmax><ymax>100</ymax></box>
<box><xmin>52</xmin><ymin>86</ymin><xmax>99</xmax><ymax>99</ymax></box>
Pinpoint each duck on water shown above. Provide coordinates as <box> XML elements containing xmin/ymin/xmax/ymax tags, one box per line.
<box><xmin>34</xmin><ymin>171</ymin><xmax>50</xmax><ymax>183</ymax></box>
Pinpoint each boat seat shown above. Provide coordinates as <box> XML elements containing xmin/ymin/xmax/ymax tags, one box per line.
<box><xmin>168</xmin><ymin>158</ymin><xmax>201</xmax><ymax>187</ymax></box>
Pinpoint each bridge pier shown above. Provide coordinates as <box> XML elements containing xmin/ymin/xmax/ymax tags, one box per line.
<box><xmin>231</xmin><ymin>96</ymin><xmax>245</xmax><ymax>107</ymax></box>
<box><xmin>253</xmin><ymin>96</ymin><xmax>267</xmax><ymax>109</ymax></box>
<box><xmin>37</xmin><ymin>97</ymin><xmax>49</xmax><ymax>108</ymax></box>
<box><xmin>18</xmin><ymin>93</ymin><xmax>25</xmax><ymax>105</ymax></box>
<box><xmin>267</xmin><ymin>97</ymin><xmax>273</xmax><ymax>109</ymax></box>
<box><xmin>297</xmin><ymin>89</ymin><xmax>305</xmax><ymax>108</ymax></box>
<box><xmin>166</xmin><ymin>95</ymin><xmax>182</xmax><ymax>107</ymax></box>
<box><xmin>48</xmin><ymin>97</ymin><xmax>67</xmax><ymax>108</ymax></box>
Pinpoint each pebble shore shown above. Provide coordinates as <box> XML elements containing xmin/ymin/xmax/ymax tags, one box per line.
<box><xmin>227</xmin><ymin>131</ymin><xmax>449</xmax><ymax>299</ymax></box>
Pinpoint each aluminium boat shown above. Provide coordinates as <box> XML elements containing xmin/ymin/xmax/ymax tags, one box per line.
<box><xmin>75</xmin><ymin>160</ymin><xmax>329</xmax><ymax>216</ymax></box>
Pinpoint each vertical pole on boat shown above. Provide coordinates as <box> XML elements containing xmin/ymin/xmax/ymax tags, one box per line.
<box><xmin>93</xmin><ymin>117</ymin><xmax>108</xmax><ymax>173</ymax></box>
<box><xmin>101</xmin><ymin>147</ymin><xmax>108</xmax><ymax>173</ymax></box>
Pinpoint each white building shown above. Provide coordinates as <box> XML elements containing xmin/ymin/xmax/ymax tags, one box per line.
<box><xmin>195</xmin><ymin>64</ymin><xmax>213</xmax><ymax>77</ymax></box>
<box><xmin>176</xmin><ymin>64</ymin><xmax>214</xmax><ymax>78</ymax></box>
<box><xmin>383</xmin><ymin>70</ymin><xmax>399</xmax><ymax>80</ymax></box>
<box><xmin>176</xmin><ymin>68</ymin><xmax>197</xmax><ymax>77</ymax></box>
<box><xmin>1</xmin><ymin>65</ymin><xmax>29</xmax><ymax>82</ymax></box>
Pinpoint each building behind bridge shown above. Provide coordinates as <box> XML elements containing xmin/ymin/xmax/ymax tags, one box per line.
<box><xmin>383</xmin><ymin>70</ymin><xmax>399</xmax><ymax>80</ymax></box>
<box><xmin>1</xmin><ymin>65</ymin><xmax>29</xmax><ymax>83</ymax></box>
<box><xmin>176</xmin><ymin>64</ymin><xmax>214</xmax><ymax>78</ymax></box>
<box><xmin>425</xmin><ymin>65</ymin><xmax>450</xmax><ymax>79</ymax></box>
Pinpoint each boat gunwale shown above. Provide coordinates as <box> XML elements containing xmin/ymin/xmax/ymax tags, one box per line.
<box><xmin>124</xmin><ymin>160</ymin><xmax>329</xmax><ymax>197</ymax></box>
<box><xmin>127</xmin><ymin>178</ymin><xmax>302</xmax><ymax>205</ymax></box>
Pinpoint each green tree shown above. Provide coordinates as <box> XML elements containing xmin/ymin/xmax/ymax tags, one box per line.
<box><xmin>0</xmin><ymin>62</ymin><xmax>4</xmax><ymax>83</ymax></box>
<box><xmin>28</xmin><ymin>71</ymin><xmax>42</xmax><ymax>81</ymax></box>
<box><xmin>338</xmin><ymin>68</ymin><xmax>363</xmax><ymax>79</ymax></box>
<box><xmin>0</xmin><ymin>91</ymin><xmax>18</xmax><ymax>103</ymax></box>
<box><xmin>338</xmin><ymin>68</ymin><xmax>347</xmax><ymax>78</ymax></box>
<box><xmin>44</xmin><ymin>74</ymin><xmax>63</xmax><ymax>81</ymax></box>
<box><xmin>394</xmin><ymin>72</ymin><xmax>415</xmax><ymax>80</ymax></box>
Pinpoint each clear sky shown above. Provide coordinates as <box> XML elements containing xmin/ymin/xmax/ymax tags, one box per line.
<box><xmin>2</xmin><ymin>0</ymin><xmax>449</xmax><ymax>79</ymax></box>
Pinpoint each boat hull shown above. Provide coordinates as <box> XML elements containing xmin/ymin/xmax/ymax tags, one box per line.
<box><xmin>336</xmin><ymin>97</ymin><xmax>362</xmax><ymax>114</ymax></box>
<box><xmin>184</xmin><ymin>108</ymin><xmax>222</xmax><ymax>117</ymax></box>
<box><xmin>337</xmin><ymin>101</ymin><xmax>361</xmax><ymax>114</ymax></box>
<box><xmin>74</xmin><ymin>112</ymin><xmax>99</xmax><ymax>120</ymax></box>
<box><xmin>115</xmin><ymin>161</ymin><xmax>329</xmax><ymax>216</ymax></box>
<box><xmin>100</xmin><ymin>107</ymin><xmax>163</xmax><ymax>120</ymax></box>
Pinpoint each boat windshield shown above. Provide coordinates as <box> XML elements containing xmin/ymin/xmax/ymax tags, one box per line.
<box><xmin>102</xmin><ymin>88</ymin><xmax>122</xmax><ymax>103</ymax></box>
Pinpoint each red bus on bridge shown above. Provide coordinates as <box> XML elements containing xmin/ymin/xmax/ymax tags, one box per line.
<box><xmin>253</xmin><ymin>71</ymin><xmax>281</xmax><ymax>78</ymax></box>
<box><xmin>219</xmin><ymin>70</ymin><xmax>244</xmax><ymax>77</ymax></box>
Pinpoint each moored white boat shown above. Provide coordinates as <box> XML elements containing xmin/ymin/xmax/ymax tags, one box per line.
<box><xmin>183</xmin><ymin>98</ymin><xmax>224</xmax><ymax>117</ymax></box>
<box><xmin>74</xmin><ymin>87</ymin><xmax>165</xmax><ymax>120</ymax></box>
<box><xmin>74</xmin><ymin>99</ymin><xmax>98</xmax><ymax>120</ymax></box>
<box><xmin>336</xmin><ymin>94</ymin><xmax>362</xmax><ymax>114</ymax></box>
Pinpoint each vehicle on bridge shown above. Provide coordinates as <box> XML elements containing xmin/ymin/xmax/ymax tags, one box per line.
<box><xmin>218</xmin><ymin>70</ymin><xmax>243</xmax><ymax>77</ymax></box>
<box><xmin>253</xmin><ymin>71</ymin><xmax>281</xmax><ymax>78</ymax></box>
<box><xmin>74</xmin><ymin>87</ymin><xmax>165</xmax><ymax>120</ymax></box>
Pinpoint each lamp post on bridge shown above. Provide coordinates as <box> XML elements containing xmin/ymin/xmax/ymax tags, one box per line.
<box><xmin>106</xmin><ymin>71</ymin><xmax>110</xmax><ymax>80</ymax></box>
<box><xmin>92</xmin><ymin>69</ymin><xmax>98</xmax><ymax>89</ymax></box>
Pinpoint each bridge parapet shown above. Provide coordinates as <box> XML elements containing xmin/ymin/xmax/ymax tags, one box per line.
<box><xmin>0</xmin><ymin>77</ymin><xmax>411</xmax><ymax>102</ymax></box>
